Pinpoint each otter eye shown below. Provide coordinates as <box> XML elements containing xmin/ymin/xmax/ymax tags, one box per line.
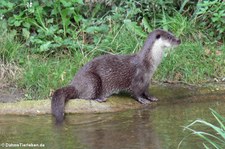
<box><xmin>168</xmin><ymin>36</ymin><xmax>172</xmax><ymax>40</ymax></box>
<box><xmin>156</xmin><ymin>34</ymin><xmax>161</xmax><ymax>39</ymax></box>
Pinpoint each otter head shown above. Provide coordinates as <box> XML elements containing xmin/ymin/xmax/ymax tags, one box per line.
<box><xmin>154</xmin><ymin>29</ymin><xmax>181</xmax><ymax>48</ymax></box>
<box><xmin>140</xmin><ymin>29</ymin><xmax>181</xmax><ymax>66</ymax></box>
<box><xmin>146</xmin><ymin>29</ymin><xmax>181</xmax><ymax>68</ymax></box>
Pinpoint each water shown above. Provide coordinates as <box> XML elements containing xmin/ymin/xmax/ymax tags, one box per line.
<box><xmin>0</xmin><ymin>86</ymin><xmax>225</xmax><ymax>149</ymax></box>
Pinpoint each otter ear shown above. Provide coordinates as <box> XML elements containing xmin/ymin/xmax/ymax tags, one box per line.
<box><xmin>156</xmin><ymin>34</ymin><xmax>161</xmax><ymax>39</ymax></box>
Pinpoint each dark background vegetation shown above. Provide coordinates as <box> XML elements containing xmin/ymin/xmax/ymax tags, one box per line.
<box><xmin>0</xmin><ymin>0</ymin><xmax>225</xmax><ymax>99</ymax></box>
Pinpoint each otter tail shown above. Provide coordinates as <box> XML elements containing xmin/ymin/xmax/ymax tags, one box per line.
<box><xmin>51</xmin><ymin>85</ymin><xmax>77</xmax><ymax>124</ymax></box>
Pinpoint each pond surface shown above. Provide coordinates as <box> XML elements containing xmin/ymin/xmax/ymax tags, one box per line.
<box><xmin>0</xmin><ymin>85</ymin><xmax>225</xmax><ymax>149</ymax></box>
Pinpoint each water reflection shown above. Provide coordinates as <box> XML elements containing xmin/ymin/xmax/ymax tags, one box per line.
<box><xmin>0</xmin><ymin>90</ymin><xmax>225</xmax><ymax>149</ymax></box>
<box><xmin>64</xmin><ymin>109</ymin><xmax>162</xmax><ymax>149</ymax></box>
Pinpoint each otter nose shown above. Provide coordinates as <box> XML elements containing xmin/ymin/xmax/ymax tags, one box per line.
<box><xmin>177</xmin><ymin>39</ymin><xmax>181</xmax><ymax>44</ymax></box>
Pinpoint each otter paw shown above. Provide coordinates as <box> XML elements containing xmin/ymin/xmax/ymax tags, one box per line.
<box><xmin>148</xmin><ymin>96</ymin><xmax>158</xmax><ymax>102</ymax></box>
<box><xmin>95</xmin><ymin>98</ymin><xmax>107</xmax><ymax>102</ymax></box>
<box><xmin>137</xmin><ymin>97</ymin><xmax>151</xmax><ymax>104</ymax></box>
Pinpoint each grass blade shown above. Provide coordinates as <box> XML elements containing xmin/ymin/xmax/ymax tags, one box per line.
<box><xmin>181</xmin><ymin>109</ymin><xmax>225</xmax><ymax>149</ymax></box>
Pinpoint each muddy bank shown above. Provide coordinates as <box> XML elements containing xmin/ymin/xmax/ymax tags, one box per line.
<box><xmin>0</xmin><ymin>96</ymin><xmax>148</xmax><ymax>115</ymax></box>
<box><xmin>0</xmin><ymin>83</ymin><xmax>224</xmax><ymax>115</ymax></box>
<box><xmin>0</xmin><ymin>85</ymin><xmax>23</xmax><ymax>103</ymax></box>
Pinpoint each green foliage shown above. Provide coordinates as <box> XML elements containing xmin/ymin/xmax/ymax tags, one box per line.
<box><xmin>0</xmin><ymin>21</ymin><xmax>23</xmax><ymax>62</ymax></box>
<box><xmin>106</xmin><ymin>0</ymin><xmax>185</xmax><ymax>32</ymax></box>
<box><xmin>1</xmin><ymin>0</ymin><xmax>225</xmax><ymax>98</ymax></box>
<box><xmin>1</xmin><ymin>0</ymin><xmax>222</xmax><ymax>54</ymax></box>
<box><xmin>193</xmin><ymin>0</ymin><xmax>225</xmax><ymax>41</ymax></box>
<box><xmin>160</xmin><ymin>12</ymin><xmax>198</xmax><ymax>39</ymax></box>
<box><xmin>100</xmin><ymin>25</ymin><xmax>143</xmax><ymax>54</ymax></box>
<box><xmin>179</xmin><ymin>109</ymin><xmax>225</xmax><ymax>149</ymax></box>
<box><xmin>20</xmin><ymin>53</ymin><xmax>89</xmax><ymax>99</ymax></box>
<box><xmin>0</xmin><ymin>0</ymin><xmax>95</xmax><ymax>53</ymax></box>
<box><xmin>0</xmin><ymin>0</ymin><xmax>198</xmax><ymax>54</ymax></box>
<box><xmin>155</xmin><ymin>41</ymin><xmax>225</xmax><ymax>83</ymax></box>
<box><xmin>0</xmin><ymin>22</ymin><xmax>24</xmax><ymax>85</ymax></box>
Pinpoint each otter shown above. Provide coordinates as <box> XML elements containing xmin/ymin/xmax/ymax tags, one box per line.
<box><xmin>52</xmin><ymin>29</ymin><xmax>181</xmax><ymax>123</ymax></box>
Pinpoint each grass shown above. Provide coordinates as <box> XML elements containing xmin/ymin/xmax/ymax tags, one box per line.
<box><xmin>0</xmin><ymin>61</ymin><xmax>21</xmax><ymax>86</ymax></box>
<box><xmin>154</xmin><ymin>41</ymin><xmax>225</xmax><ymax>83</ymax></box>
<box><xmin>18</xmin><ymin>26</ymin><xmax>143</xmax><ymax>99</ymax></box>
<box><xmin>160</xmin><ymin>12</ymin><xmax>199</xmax><ymax>40</ymax></box>
<box><xmin>0</xmin><ymin>11</ymin><xmax>225</xmax><ymax>99</ymax></box>
<box><xmin>19</xmin><ymin>53</ymin><xmax>88</xmax><ymax>99</ymax></box>
<box><xmin>0</xmin><ymin>21</ymin><xmax>23</xmax><ymax>62</ymax></box>
<box><xmin>0</xmin><ymin>24</ymin><xmax>23</xmax><ymax>86</ymax></box>
<box><xmin>99</xmin><ymin>25</ymin><xmax>143</xmax><ymax>54</ymax></box>
<box><xmin>178</xmin><ymin>109</ymin><xmax>225</xmax><ymax>149</ymax></box>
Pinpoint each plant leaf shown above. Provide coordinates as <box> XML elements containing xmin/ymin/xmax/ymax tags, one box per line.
<box><xmin>124</xmin><ymin>19</ymin><xmax>147</xmax><ymax>38</ymax></box>
<box><xmin>40</xmin><ymin>41</ymin><xmax>52</xmax><ymax>52</ymax></box>
<box><xmin>22</xmin><ymin>28</ymin><xmax>30</xmax><ymax>40</ymax></box>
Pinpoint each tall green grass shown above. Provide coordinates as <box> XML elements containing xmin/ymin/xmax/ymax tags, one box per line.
<box><xmin>0</xmin><ymin>29</ymin><xmax>23</xmax><ymax>62</ymax></box>
<box><xmin>1</xmin><ymin>10</ymin><xmax>225</xmax><ymax>99</ymax></box>
<box><xmin>154</xmin><ymin>41</ymin><xmax>225</xmax><ymax>83</ymax></box>
<box><xmin>99</xmin><ymin>25</ymin><xmax>143</xmax><ymax>54</ymax></box>
<box><xmin>19</xmin><ymin>52</ymin><xmax>90</xmax><ymax>99</ymax></box>
<box><xmin>18</xmin><ymin>26</ymin><xmax>142</xmax><ymax>99</ymax></box>
<box><xmin>160</xmin><ymin>12</ymin><xmax>200</xmax><ymax>40</ymax></box>
<box><xmin>154</xmin><ymin>12</ymin><xmax>225</xmax><ymax>83</ymax></box>
<box><xmin>0</xmin><ymin>21</ymin><xmax>23</xmax><ymax>85</ymax></box>
<box><xmin>178</xmin><ymin>109</ymin><xmax>225</xmax><ymax>149</ymax></box>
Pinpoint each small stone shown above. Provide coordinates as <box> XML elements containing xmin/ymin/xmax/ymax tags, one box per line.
<box><xmin>213</xmin><ymin>78</ymin><xmax>219</xmax><ymax>82</ymax></box>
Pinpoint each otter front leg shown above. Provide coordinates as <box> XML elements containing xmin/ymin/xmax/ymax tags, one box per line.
<box><xmin>130</xmin><ymin>75</ymin><xmax>152</xmax><ymax>104</ymax></box>
<box><xmin>140</xmin><ymin>81</ymin><xmax>158</xmax><ymax>102</ymax></box>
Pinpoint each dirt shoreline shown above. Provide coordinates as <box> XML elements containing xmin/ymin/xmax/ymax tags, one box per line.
<box><xmin>0</xmin><ymin>83</ymin><xmax>224</xmax><ymax>115</ymax></box>
<box><xmin>0</xmin><ymin>96</ymin><xmax>148</xmax><ymax>115</ymax></box>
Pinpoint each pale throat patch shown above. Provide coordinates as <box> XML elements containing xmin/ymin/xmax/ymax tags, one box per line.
<box><xmin>151</xmin><ymin>38</ymin><xmax>172</xmax><ymax>69</ymax></box>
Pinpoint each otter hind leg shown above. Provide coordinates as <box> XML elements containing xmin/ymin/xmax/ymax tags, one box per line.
<box><xmin>77</xmin><ymin>72</ymin><xmax>103</xmax><ymax>100</ymax></box>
